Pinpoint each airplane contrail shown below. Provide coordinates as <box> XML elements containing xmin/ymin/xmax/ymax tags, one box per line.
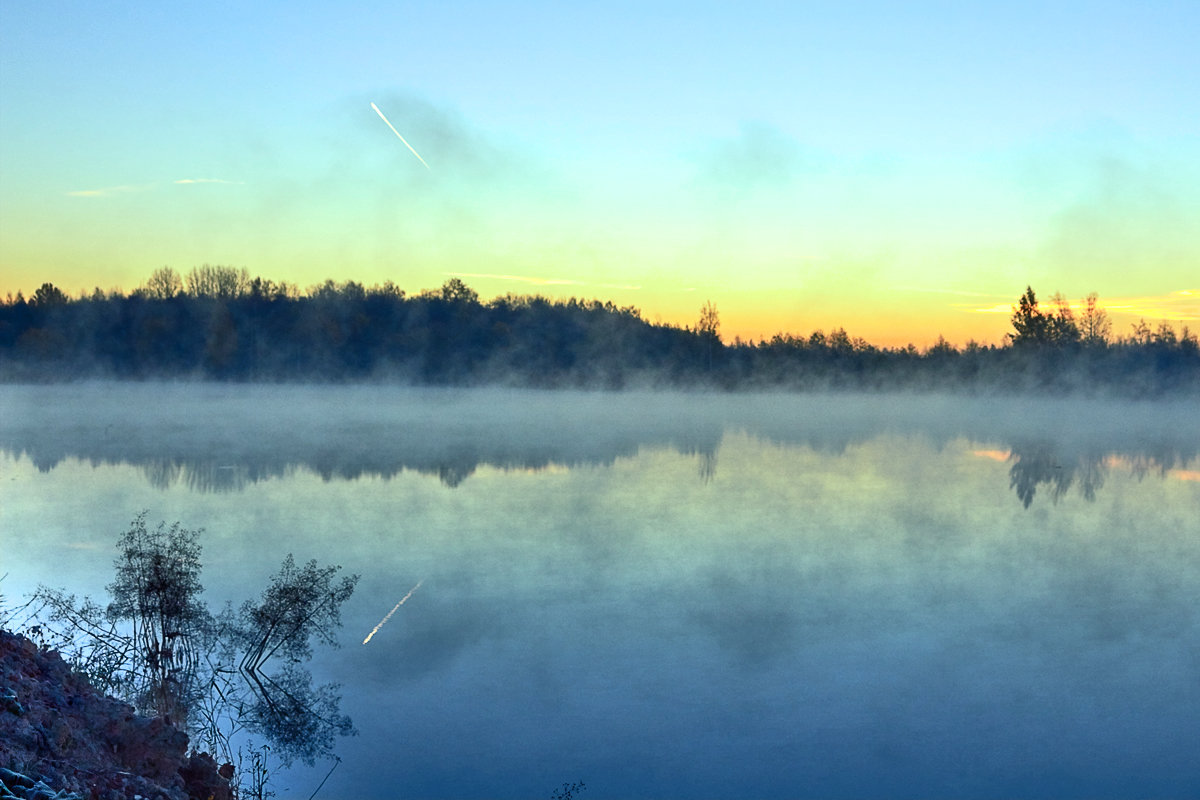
<box><xmin>362</xmin><ymin>579</ymin><xmax>424</xmax><ymax>644</ymax></box>
<box><xmin>371</xmin><ymin>102</ymin><xmax>431</xmax><ymax>171</ymax></box>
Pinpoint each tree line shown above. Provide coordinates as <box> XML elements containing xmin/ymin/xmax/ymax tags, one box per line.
<box><xmin>1</xmin><ymin>266</ymin><xmax>1197</xmax><ymax>395</ymax></box>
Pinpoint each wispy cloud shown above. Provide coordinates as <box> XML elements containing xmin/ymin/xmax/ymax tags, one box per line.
<box><xmin>691</xmin><ymin>122</ymin><xmax>811</xmax><ymax>191</ymax></box>
<box><xmin>448</xmin><ymin>272</ymin><xmax>641</xmax><ymax>291</ymax></box>
<box><xmin>451</xmin><ymin>271</ymin><xmax>582</xmax><ymax>286</ymax></box>
<box><xmin>965</xmin><ymin>290</ymin><xmax>1200</xmax><ymax>321</ymax></box>
<box><xmin>364</xmin><ymin>92</ymin><xmax>531</xmax><ymax>185</ymax></box>
<box><xmin>173</xmin><ymin>177</ymin><xmax>243</xmax><ymax>185</ymax></box>
<box><xmin>66</xmin><ymin>184</ymin><xmax>153</xmax><ymax>198</ymax></box>
<box><xmin>1099</xmin><ymin>290</ymin><xmax>1200</xmax><ymax>321</ymax></box>
<box><xmin>895</xmin><ymin>286</ymin><xmax>1009</xmax><ymax>299</ymax></box>
<box><xmin>968</xmin><ymin>302</ymin><xmax>1022</xmax><ymax>315</ymax></box>
<box><xmin>68</xmin><ymin>177</ymin><xmax>242</xmax><ymax>198</ymax></box>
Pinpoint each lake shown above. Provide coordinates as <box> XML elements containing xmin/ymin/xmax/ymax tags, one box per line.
<box><xmin>2</xmin><ymin>384</ymin><xmax>1198</xmax><ymax>799</ymax></box>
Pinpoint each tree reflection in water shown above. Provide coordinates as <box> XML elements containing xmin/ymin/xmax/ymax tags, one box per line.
<box><xmin>2</xmin><ymin>387</ymin><xmax>1196</xmax><ymax>507</ymax></box>
<box><xmin>1007</xmin><ymin>444</ymin><xmax>1103</xmax><ymax>508</ymax></box>
<box><xmin>1006</xmin><ymin>442</ymin><xmax>1193</xmax><ymax>508</ymax></box>
<box><xmin>17</xmin><ymin>518</ymin><xmax>359</xmax><ymax>792</ymax></box>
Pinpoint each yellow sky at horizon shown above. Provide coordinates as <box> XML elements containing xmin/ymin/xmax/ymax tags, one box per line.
<box><xmin>2</xmin><ymin>260</ymin><xmax>1195</xmax><ymax>349</ymax></box>
<box><xmin>4</xmin><ymin>2</ymin><xmax>1199</xmax><ymax>355</ymax></box>
<box><xmin>3</xmin><ymin>104</ymin><xmax>1197</xmax><ymax>351</ymax></box>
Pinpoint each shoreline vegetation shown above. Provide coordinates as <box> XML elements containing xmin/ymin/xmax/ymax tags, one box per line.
<box><xmin>2</xmin><ymin>511</ymin><xmax>359</xmax><ymax>799</ymax></box>
<box><xmin>2</xmin><ymin>267</ymin><xmax>1197</xmax><ymax>395</ymax></box>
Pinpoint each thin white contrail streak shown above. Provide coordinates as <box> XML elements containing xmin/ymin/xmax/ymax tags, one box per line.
<box><xmin>362</xmin><ymin>579</ymin><xmax>425</xmax><ymax>644</ymax></box>
<box><xmin>370</xmin><ymin>102</ymin><xmax>431</xmax><ymax>170</ymax></box>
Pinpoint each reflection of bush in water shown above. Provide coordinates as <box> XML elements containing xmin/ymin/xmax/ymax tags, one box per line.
<box><xmin>17</xmin><ymin>513</ymin><xmax>358</xmax><ymax>790</ymax></box>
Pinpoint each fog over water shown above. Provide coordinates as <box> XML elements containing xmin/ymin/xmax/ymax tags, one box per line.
<box><xmin>3</xmin><ymin>383</ymin><xmax>1196</xmax><ymax>493</ymax></box>
<box><xmin>2</xmin><ymin>384</ymin><xmax>1198</xmax><ymax>799</ymax></box>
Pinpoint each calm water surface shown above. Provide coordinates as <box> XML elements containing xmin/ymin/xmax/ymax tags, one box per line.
<box><xmin>2</xmin><ymin>384</ymin><xmax>1198</xmax><ymax>799</ymax></box>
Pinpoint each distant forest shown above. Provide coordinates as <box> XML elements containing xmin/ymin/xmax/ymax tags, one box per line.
<box><xmin>2</xmin><ymin>266</ymin><xmax>1197</xmax><ymax>395</ymax></box>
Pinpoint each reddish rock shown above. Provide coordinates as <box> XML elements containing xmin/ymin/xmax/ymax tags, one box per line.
<box><xmin>179</xmin><ymin>752</ymin><xmax>232</xmax><ymax>800</ymax></box>
<box><xmin>0</xmin><ymin>629</ymin><xmax>232</xmax><ymax>800</ymax></box>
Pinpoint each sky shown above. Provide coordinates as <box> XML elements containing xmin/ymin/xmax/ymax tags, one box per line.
<box><xmin>1</xmin><ymin>0</ymin><xmax>1197</xmax><ymax>346</ymax></box>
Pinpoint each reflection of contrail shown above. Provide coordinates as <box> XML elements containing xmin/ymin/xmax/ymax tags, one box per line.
<box><xmin>370</xmin><ymin>102</ymin><xmax>431</xmax><ymax>170</ymax></box>
<box><xmin>362</xmin><ymin>579</ymin><xmax>424</xmax><ymax>644</ymax></box>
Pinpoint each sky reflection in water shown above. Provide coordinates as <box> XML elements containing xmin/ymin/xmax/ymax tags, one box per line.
<box><xmin>1</xmin><ymin>386</ymin><xmax>1197</xmax><ymax>799</ymax></box>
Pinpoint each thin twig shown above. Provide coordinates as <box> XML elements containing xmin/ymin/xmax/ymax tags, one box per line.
<box><xmin>306</xmin><ymin>757</ymin><xmax>340</xmax><ymax>800</ymax></box>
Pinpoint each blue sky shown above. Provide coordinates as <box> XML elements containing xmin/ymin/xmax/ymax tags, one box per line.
<box><xmin>2</xmin><ymin>0</ymin><xmax>1197</xmax><ymax>343</ymax></box>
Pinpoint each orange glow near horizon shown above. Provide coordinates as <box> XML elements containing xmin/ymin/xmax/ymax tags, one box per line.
<box><xmin>718</xmin><ymin>308</ymin><xmax>1017</xmax><ymax>349</ymax></box>
<box><xmin>972</xmin><ymin>449</ymin><xmax>1200</xmax><ymax>484</ymax></box>
<box><xmin>0</xmin><ymin>272</ymin><xmax>1194</xmax><ymax>351</ymax></box>
<box><xmin>971</xmin><ymin>449</ymin><xmax>1012</xmax><ymax>463</ymax></box>
<box><xmin>969</xmin><ymin>290</ymin><xmax>1200</xmax><ymax>323</ymax></box>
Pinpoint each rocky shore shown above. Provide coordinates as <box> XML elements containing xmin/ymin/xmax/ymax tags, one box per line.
<box><xmin>0</xmin><ymin>629</ymin><xmax>231</xmax><ymax>800</ymax></box>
